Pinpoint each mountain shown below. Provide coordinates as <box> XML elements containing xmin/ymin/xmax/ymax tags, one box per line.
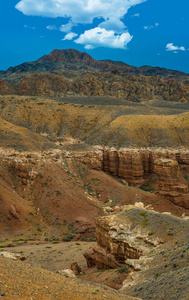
<box><xmin>1</xmin><ymin>48</ymin><xmax>188</xmax><ymax>81</ymax></box>
<box><xmin>0</xmin><ymin>49</ymin><xmax>189</xmax><ymax>102</ymax></box>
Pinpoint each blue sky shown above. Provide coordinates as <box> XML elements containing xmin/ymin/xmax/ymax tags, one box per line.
<box><xmin>1</xmin><ymin>0</ymin><xmax>189</xmax><ymax>72</ymax></box>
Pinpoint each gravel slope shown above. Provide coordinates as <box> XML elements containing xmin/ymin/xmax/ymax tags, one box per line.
<box><xmin>0</xmin><ymin>256</ymin><xmax>138</xmax><ymax>300</ymax></box>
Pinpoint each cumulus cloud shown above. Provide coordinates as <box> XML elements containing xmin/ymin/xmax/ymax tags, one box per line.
<box><xmin>15</xmin><ymin>0</ymin><xmax>146</xmax><ymax>21</ymax></box>
<box><xmin>74</xmin><ymin>27</ymin><xmax>133</xmax><ymax>50</ymax></box>
<box><xmin>59</xmin><ymin>22</ymin><xmax>76</xmax><ymax>33</ymax></box>
<box><xmin>144</xmin><ymin>23</ymin><xmax>159</xmax><ymax>30</ymax></box>
<box><xmin>15</xmin><ymin>0</ymin><xmax>146</xmax><ymax>49</ymax></box>
<box><xmin>62</xmin><ymin>32</ymin><xmax>78</xmax><ymax>40</ymax></box>
<box><xmin>99</xmin><ymin>18</ymin><xmax>126</xmax><ymax>34</ymax></box>
<box><xmin>46</xmin><ymin>25</ymin><xmax>57</xmax><ymax>30</ymax></box>
<box><xmin>166</xmin><ymin>43</ymin><xmax>185</xmax><ymax>52</ymax></box>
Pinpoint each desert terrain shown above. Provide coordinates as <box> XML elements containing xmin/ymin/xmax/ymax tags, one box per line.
<box><xmin>0</xmin><ymin>49</ymin><xmax>188</xmax><ymax>299</ymax></box>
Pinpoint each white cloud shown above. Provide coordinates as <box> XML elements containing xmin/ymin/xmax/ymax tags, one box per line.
<box><xmin>46</xmin><ymin>25</ymin><xmax>57</xmax><ymax>30</ymax></box>
<box><xmin>144</xmin><ymin>23</ymin><xmax>159</xmax><ymax>30</ymax></box>
<box><xmin>85</xmin><ymin>44</ymin><xmax>95</xmax><ymax>50</ymax></box>
<box><xmin>15</xmin><ymin>0</ymin><xmax>146</xmax><ymax>22</ymax></box>
<box><xmin>59</xmin><ymin>22</ymin><xmax>76</xmax><ymax>33</ymax></box>
<box><xmin>166</xmin><ymin>43</ymin><xmax>185</xmax><ymax>52</ymax></box>
<box><xmin>62</xmin><ymin>32</ymin><xmax>78</xmax><ymax>40</ymax></box>
<box><xmin>16</xmin><ymin>0</ymin><xmax>146</xmax><ymax>49</ymax></box>
<box><xmin>75</xmin><ymin>27</ymin><xmax>133</xmax><ymax>50</ymax></box>
<box><xmin>131</xmin><ymin>13</ymin><xmax>140</xmax><ymax>17</ymax></box>
<box><xmin>24</xmin><ymin>24</ymin><xmax>35</xmax><ymax>30</ymax></box>
<box><xmin>99</xmin><ymin>18</ymin><xmax>126</xmax><ymax>34</ymax></box>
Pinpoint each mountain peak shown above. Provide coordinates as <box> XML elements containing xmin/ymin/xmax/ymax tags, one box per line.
<box><xmin>44</xmin><ymin>49</ymin><xmax>94</xmax><ymax>63</ymax></box>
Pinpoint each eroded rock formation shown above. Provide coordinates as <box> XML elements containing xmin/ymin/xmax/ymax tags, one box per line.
<box><xmin>1</xmin><ymin>146</ymin><xmax>189</xmax><ymax>209</ymax></box>
<box><xmin>154</xmin><ymin>158</ymin><xmax>189</xmax><ymax>208</ymax></box>
<box><xmin>74</xmin><ymin>147</ymin><xmax>189</xmax><ymax>208</ymax></box>
<box><xmin>84</xmin><ymin>206</ymin><xmax>165</xmax><ymax>269</ymax></box>
<box><xmin>83</xmin><ymin>205</ymin><xmax>189</xmax><ymax>272</ymax></box>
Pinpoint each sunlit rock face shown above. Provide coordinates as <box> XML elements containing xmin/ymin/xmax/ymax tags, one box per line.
<box><xmin>74</xmin><ymin>147</ymin><xmax>189</xmax><ymax>209</ymax></box>
<box><xmin>154</xmin><ymin>158</ymin><xmax>189</xmax><ymax>208</ymax></box>
<box><xmin>84</xmin><ymin>206</ymin><xmax>185</xmax><ymax>270</ymax></box>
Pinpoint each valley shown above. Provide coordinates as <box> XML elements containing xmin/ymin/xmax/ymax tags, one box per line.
<box><xmin>0</xmin><ymin>49</ymin><xmax>188</xmax><ymax>299</ymax></box>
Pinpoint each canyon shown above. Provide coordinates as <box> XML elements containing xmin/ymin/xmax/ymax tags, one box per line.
<box><xmin>73</xmin><ymin>146</ymin><xmax>189</xmax><ymax>209</ymax></box>
<box><xmin>0</xmin><ymin>49</ymin><xmax>188</xmax><ymax>299</ymax></box>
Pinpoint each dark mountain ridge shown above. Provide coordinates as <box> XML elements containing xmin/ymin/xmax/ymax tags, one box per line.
<box><xmin>1</xmin><ymin>48</ymin><xmax>188</xmax><ymax>82</ymax></box>
<box><xmin>0</xmin><ymin>49</ymin><xmax>189</xmax><ymax>103</ymax></box>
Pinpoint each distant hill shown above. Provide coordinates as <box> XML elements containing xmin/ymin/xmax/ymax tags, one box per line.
<box><xmin>1</xmin><ymin>48</ymin><xmax>188</xmax><ymax>80</ymax></box>
<box><xmin>0</xmin><ymin>49</ymin><xmax>189</xmax><ymax>102</ymax></box>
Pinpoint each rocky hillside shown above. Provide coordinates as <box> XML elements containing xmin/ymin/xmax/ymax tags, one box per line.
<box><xmin>1</xmin><ymin>49</ymin><xmax>189</xmax><ymax>81</ymax></box>
<box><xmin>0</xmin><ymin>49</ymin><xmax>189</xmax><ymax>102</ymax></box>
<box><xmin>0</xmin><ymin>255</ymin><xmax>136</xmax><ymax>300</ymax></box>
<box><xmin>82</xmin><ymin>205</ymin><xmax>189</xmax><ymax>299</ymax></box>
<box><xmin>1</xmin><ymin>95</ymin><xmax>189</xmax><ymax>149</ymax></box>
<box><xmin>0</xmin><ymin>48</ymin><xmax>189</xmax><ymax>299</ymax></box>
<box><xmin>0</xmin><ymin>144</ymin><xmax>188</xmax><ymax>242</ymax></box>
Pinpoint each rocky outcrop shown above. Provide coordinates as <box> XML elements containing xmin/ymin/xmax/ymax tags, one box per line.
<box><xmin>117</xmin><ymin>149</ymin><xmax>148</xmax><ymax>186</ymax></box>
<box><xmin>3</xmin><ymin>154</ymin><xmax>39</xmax><ymax>185</ymax></box>
<box><xmin>84</xmin><ymin>206</ymin><xmax>189</xmax><ymax>272</ymax></box>
<box><xmin>83</xmin><ymin>206</ymin><xmax>167</xmax><ymax>270</ymax></box>
<box><xmin>67</xmin><ymin>146</ymin><xmax>103</xmax><ymax>171</ymax></box>
<box><xmin>9</xmin><ymin>205</ymin><xmax>19</xmax><ymax>219</ymax></box>
<box><xmin>154</xmin><ymin>158</ymin><xmax>189</xmax><ymax>208</ymax></box>
<box><xmin>74</xmin><ymin>147</ymin><xmax>189</xmax><ymax>208</ymax></box>
<box><xmin>0</xmin><ymin>148</ymin><xmax>62</xmax><ymax>185</ymax></box>
<box><xmin>0</xmin><ymin>251</ymin><xmax>27</xmax><ymax>261</ymax></box>
<box><xmin>1</xmin><ymin>147</ymin><xmax>189</xmax><ymax>208</ymax></box>
<box><xmin>84</xmin><ymin>244</ymin><xmax>121</xmax><ymax>269</ymax></box>
<box><xmin>57</xmin><ymin>269</ymin><xmax>76</xmax><ymax>278</ymax></box>
<box><xmin>70</xmin><ymin>262</ymin><xmax>82</xmax><ymax>275</ymax></box>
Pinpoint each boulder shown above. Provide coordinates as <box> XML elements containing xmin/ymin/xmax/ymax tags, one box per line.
<box><xmin>70</xmin><ymin>262</ymin><xmax>82</xmax><ymax>275</ymax></box>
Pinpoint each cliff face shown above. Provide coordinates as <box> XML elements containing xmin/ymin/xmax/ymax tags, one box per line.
<box><xmin>74</xmin><ymin>147</ymin><xmax>189</xmax><ymax>208</ymax></box>
<box><xmin>154</xmin><ymin>158</ymin><xmax>189</xmax><ymax>208</ymax></box>
<box><xmin>0</xmin><ymin>148</ymin><xmax>102</xmax><ymax>238</ymax></box>
<box><xmin>84</xmin><ymin>206</ymin><xmax>188</xmax><ymax>269</ymax></box>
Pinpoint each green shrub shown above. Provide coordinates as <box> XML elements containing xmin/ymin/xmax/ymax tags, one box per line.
<box><xmin>55</xmin><ymin>190</ymin><xmax>62</xmax><ymax>196</ymax></box>
<box><xmin>140</xmin><ymin>211</ymin><xmax>147</xmax><ymax>217</ymax></box>
<box><xmin>139</xmin><ymin>177</ymin><xmax>155</xmax><ymax>192</ymax></box>
<box><xmin>116</xmin><ymin>265</ymin><xmax>129</xmax><ymax>274</ymax></box>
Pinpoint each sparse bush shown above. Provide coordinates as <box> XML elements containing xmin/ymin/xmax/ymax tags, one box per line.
<box><xmin>148</xmin><ymin>231</ymin><xmax>154</xmax><ymax>236</ymax></box>
<box><xmin>116</xmin><ymin>265</ymin><xmax>129</xmax><ymax>274</ymax></box>
<box><xmin>139</xmin><ymin>177</ymin><xmax>155</xmax><ymax>192</ymax></box>
<box><xmin>62</xmin><ymin>235</ymin><xmax>74</xmax><ymax>242</ymax></box>
<box><xmin>140</xmin><ymin>211</ymin><xmax>147</xmax><ymax>217</ymax></box>
<box><xmin>55</xmin><ymin>190</ymin><xmax>62</xmax><ymax>196</ymax></box>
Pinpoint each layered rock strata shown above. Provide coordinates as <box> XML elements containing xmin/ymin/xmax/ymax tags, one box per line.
<box><xmin>1</xmin><ymin>147</ymin><xmax>189</xmax><ymax>208</ymax></box>
<box><xmin>154</xmin><ymin>158</ymin><xmax>189</xmax><ymax>208</ymax></box>
<box><xmin>84</xmin><ymin>206</ymin><xmax>189</xmax><ymax>272</ymax></box>
<box><xmin>74</xmin><ymin>147</ymin><xmax>189</xmax><ymax>208</ymax></box>
<box><xmin>84</xmin><ymin>207</ymin><xmax>162</xmax><ymax>269</ymax></box>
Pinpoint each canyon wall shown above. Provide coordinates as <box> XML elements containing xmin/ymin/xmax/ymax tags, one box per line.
<box><xmin>73</xmin><ymin>147</ymin><xmax>189</xmax><ymax>208</ymax></box>
<box><xmin>1</xmin><ymin>146</ymin><xmax>189</xmax><ymax>209</ymax></box>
